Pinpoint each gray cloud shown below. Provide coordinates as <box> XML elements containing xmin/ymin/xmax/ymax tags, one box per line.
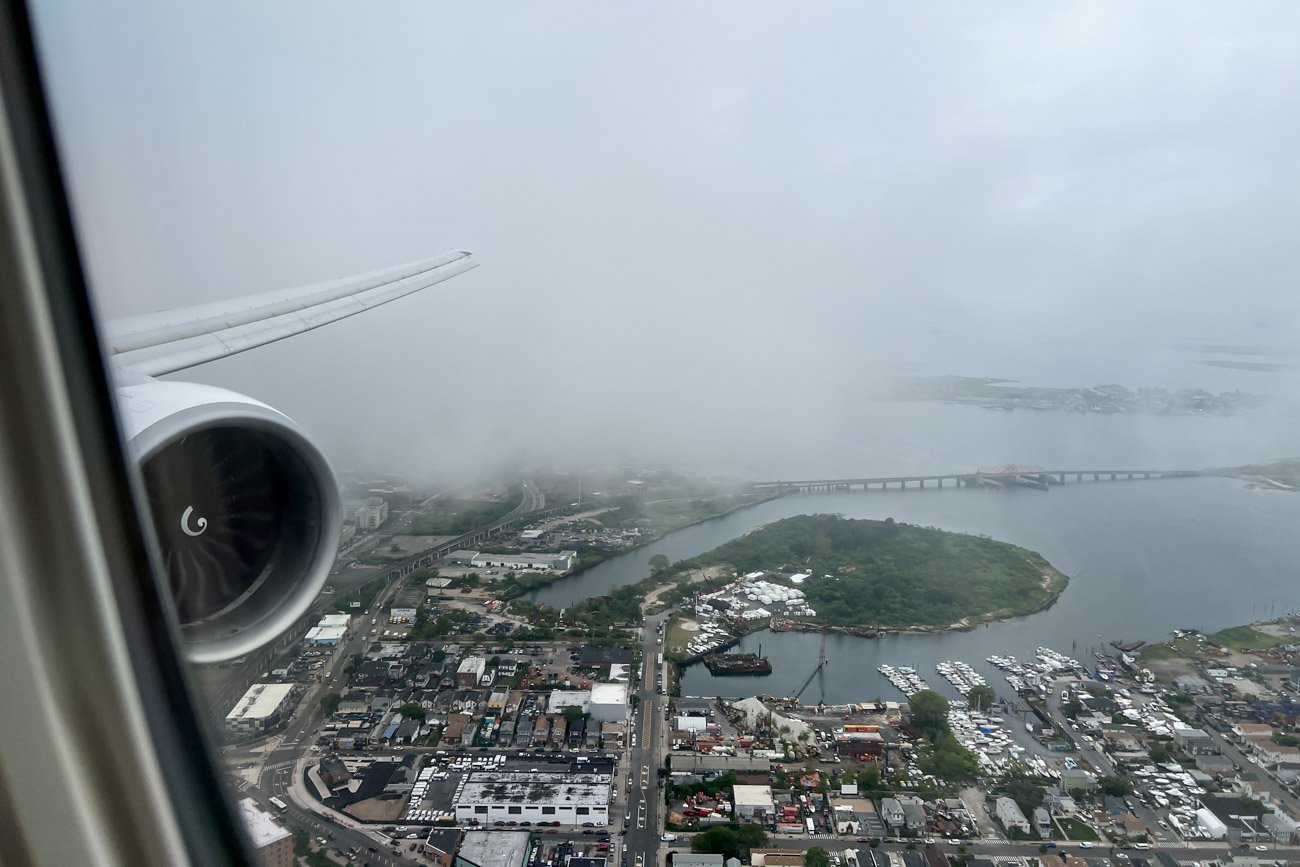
<box><xmin>28</xmin><ymin>1</ymin><xmax>1300</xmax><ymax>482</ymax></box>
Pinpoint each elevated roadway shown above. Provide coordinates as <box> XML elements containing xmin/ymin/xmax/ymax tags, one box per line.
<box><xmin>754</xmin><ymin>469</ymin><xmax>1202</xmax><ymax>492</ymax></box>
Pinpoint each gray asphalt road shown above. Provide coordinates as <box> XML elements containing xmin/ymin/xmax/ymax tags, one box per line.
<box><xmin>623</xmin><ymin>612</ymin><xmax>670</xmax><ymax>867</ymax></box>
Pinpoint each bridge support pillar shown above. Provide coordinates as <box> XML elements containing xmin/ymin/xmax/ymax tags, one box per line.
<box><xmin>1093</xmin><ymin>473</ymin><xmax>1099</xmax><ymax>481</ymax></box>
<box><xmin>1111</xmin><ymin>473</ymin><xmax>1117</xmax><ymax>480</ymax></box>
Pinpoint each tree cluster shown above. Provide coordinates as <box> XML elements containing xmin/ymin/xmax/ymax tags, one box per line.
<box><xmin>690</xmin><ymin>824</ymin><xmax>768</xmax><ymax>859</ymax></box>
<box><xmin>680</xmin><ymin>514</ymin><xmax>1057</xmax><ymax>628</ymax></box>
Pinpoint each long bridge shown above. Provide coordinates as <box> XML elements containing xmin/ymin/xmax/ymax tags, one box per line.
<box><xmin>753</xmin><ymin>466</ymin><xmax>1203</xmax><ymax>493</ymax></box>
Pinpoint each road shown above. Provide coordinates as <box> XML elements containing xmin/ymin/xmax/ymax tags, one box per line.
<box><xmin>623</xmin><ymin>612</ymin><xmax>671</xmax><ymax>867</ymax></box>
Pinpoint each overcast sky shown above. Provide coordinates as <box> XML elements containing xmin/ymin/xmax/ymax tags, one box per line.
<box><xmin>27</xmin><ymin>2</ymin><xmax>1300</xmax><ymax>482</ymax></box>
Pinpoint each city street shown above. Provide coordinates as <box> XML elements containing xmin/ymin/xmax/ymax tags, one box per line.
<box><xmin>623</xmin><ymin>612</ymin><xmax>671</xmax><ymax>867</ymax></box>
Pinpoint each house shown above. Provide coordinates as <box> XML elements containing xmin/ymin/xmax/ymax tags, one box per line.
<box><xmin>881</xmin><ymin>798</ymin><xmax>905</xmax><ymax>829</ymax></box>
<box><xmin>898</xmin><ymin>797</ymin><xmax>926</xmax><ymax>831</ymax></box>
<box><xmin>995</xmin><ymin>797</ymin><xmax>1030</xmax><ymax>835</ymax></box>
<box><xmin>1034</xmin><ymin>807</ymin><xmax>1052</xmax><ymax>838</ymax></box>
<box><xmin>1044</xmin><ymin>787</ymin><xmax>1078</xmax><ymax>816</ymax></box>
<box><xmin>337</xmin><ymin>691</ymin><xmax>372</xmax><ymax>716</ymax></box>
<box><xmin>1233</xmin><ymin>723</ymin><xmax>1275</xmax><ymax>742</ymax></box>
<box><xmin>1254</xmin><ymin>742</ymin><xmax>1300</xmax><ymax>767</ymax></box>
<box><xmin>1173</xmin><ymin>726</ymin><xmax>1218</xmax><ymax>756</ymax></box>
<box><xmin>422</xmin><ymin>828</ymin><xmax>461</xmax><ymax>867</ymax></box>
<box><xmin>318</xmin><ymin>755</ymin><xmax>350</xmax><ymax>789</ymax></box>
<box><xmin>1060</xmin><ymin>768</ymin><xmax>1097</xmax><ymax>792</ymax></box>
<box><xmin>1261</xmin><ymin>810</ymin><xmax>1299</xmax><ymax>844</ymax></box>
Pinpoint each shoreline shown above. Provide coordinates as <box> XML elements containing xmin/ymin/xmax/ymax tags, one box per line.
<box><xmin>503</xmin><ymin>489</ymin><xmax>788</xmax><ymax>603</ymax></box>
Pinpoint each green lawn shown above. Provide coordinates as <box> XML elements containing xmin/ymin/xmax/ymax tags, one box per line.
<box><xmin>1206</xmin><ymin>625</ymin><xmax>1285</xmax><ymax>651</ymax></box>
<box><xmin>665</xmin><ymin>615</ymin><xmax>696</xmax><ymax>657</ymax></box>
<box><xmin>1055</xmin><ymin>817</ymin><xmax>1100</xmax><ymax>841</ymax></box>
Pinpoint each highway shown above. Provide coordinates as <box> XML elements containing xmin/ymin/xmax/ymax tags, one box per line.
<box><xmin>622</xmin><ymin>612</ymin><xmax>670</xmax><ymax>867</ymax></box>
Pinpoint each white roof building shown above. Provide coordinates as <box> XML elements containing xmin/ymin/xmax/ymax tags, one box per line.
<box><xmin>589</xmin><ymin>683</ymin><xmax>628</xmax><ymax>722</ymax></box>
<box><xmin>305</xmin><ymin>624</ymin><xmax>347</xmax><ymax>645</ymax></box>
<box><xmin>454</xmin><ymin>772</ymin><xmax>611</xmax><ymax>826</ymax></box>
<box><xmin>238</xmin><ymin>797</ymin><xmax>292</xmax><ymax>860</ymax></box>
<box><xmin>733</xmin><ymin>784</ymin><xmax>775</xmax><ymax>821</ymax></box>
<box><xmin>548</xmin><ymin>690</ymin><xmax>591</xmax><ymax>713</ymax></box>
<box><xmin>995</xmin><ymin>797</ymin><xmax>1030</xmax><ymax>834</ymax></box>
<box><xmin>226</xmin><ymin>683</ymin><xmax>296</xmax><ymax>734</ymax></box>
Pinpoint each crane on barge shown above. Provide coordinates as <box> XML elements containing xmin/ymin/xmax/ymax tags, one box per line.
<box><xmin>793</xmin><ymin>629</ymin><xmax>829</xmax><ymax>702</ymax></box>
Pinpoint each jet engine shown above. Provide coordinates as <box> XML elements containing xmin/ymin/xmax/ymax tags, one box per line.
<box><xmin>117</xmin><ymin>380</ymin><xmax>340</xmax><ymax>664</ymax></box>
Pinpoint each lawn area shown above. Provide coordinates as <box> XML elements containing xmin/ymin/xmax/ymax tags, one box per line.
<box><xmin>1055</xmin><ymin>817</ymin><xmax>1100</xmax><ymax>841</ymax></box>
<box><xmin>1206</xmin><ymin>625</ymin><xmax>1285</xmax><ymax>651</ymax></box>
<box><xmin>664</xmin><ymin>615</ymin><xmax>699</xmax><ymax>658</ymax></box>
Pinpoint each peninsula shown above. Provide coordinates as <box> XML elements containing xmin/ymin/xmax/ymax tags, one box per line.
<box><xmin>677</xmin><ymin>514</ymin><xmax>1066</xmax><ymax>630</ymax></box>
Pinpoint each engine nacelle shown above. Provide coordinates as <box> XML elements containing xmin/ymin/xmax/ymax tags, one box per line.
<box><xmin>117</xmin><ymin>380</ymin><xmax>341</xmax><ymax>664</ymax></box>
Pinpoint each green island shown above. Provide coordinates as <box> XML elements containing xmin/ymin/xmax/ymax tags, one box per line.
<box><xmin>670</xmin><ymin>514</ymin><xmax>1066</xmax><ymax>630</ymax></box>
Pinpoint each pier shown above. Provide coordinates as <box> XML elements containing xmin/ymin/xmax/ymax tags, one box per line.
<box><xmin>753</xmin><ymin>466</ymin><xmax>1202</xmax><ymax>493</ymax></box>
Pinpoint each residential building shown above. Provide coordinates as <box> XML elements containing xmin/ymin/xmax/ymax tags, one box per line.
<box><xmin>995</xmin><ymin>798</ymin><xmax>1030</xmax><ymax>835</ymax></box>
<box><xmin>881</xmin><ymin>798</ymin><xmax>905</xmax><ymax>829</ymax></box>
<box><xmin>237</xmin><ymin>798</ymin><xmax>293</xmax><ymax>867</ymax></box>
<box><xmin>422</xmin><ymin>828</ymin><xmax>462</xmax><ymax>867</ymax></box>
<box><xmin>355</xmin><ymin>497</ymin><xmax>390</xmax><ymax>531</ymax></box>
<box><xmin>318</xmin><ymin>755</ymin><xmax>350</xmax><ymax>789</ymax></box>
<box><xmin>1034</xmin><ymin>807</ymin><xmax>1052</xmax><ymax>838</ymax></box>
<box><xmin>898</xmin><ymin>797</ymin><xmax>925</xmax><ymax>831</ymax></box>
<box><xmin>673</xmin><ymin>857</ymin><xmax>724</xmax><ymax>867</ymax></box>
<box><xmin>457</xmin><ymin>657</ymin><xmax>487</xmax><ymax>687</ymax></box>
<box><xmin>1173</xmin><ymin>726</ymin><xmax>1218</xmax><ymax>756</ymax></box>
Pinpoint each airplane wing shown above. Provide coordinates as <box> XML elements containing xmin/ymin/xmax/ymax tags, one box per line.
<box><xmin>106</xmin><ymin>249</ymin><xmax>477</xmax><ymax>377</ymax></box>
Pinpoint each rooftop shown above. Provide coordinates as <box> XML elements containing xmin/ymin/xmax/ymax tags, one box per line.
<box><xmin>456</xmin><ymin>772</ymin><xmax>611</xmax><ymax>808</ymax></box>
<box><xmin>226</xmin><ymin>683</ymin><xmax>294</xmax><ymax>722</ymax></box>
<box><xmin>237</xmin><ymin>798</ymin><xmax>291</xmax><ymax>849</ymax></box>
<box><xmin>733</xmin><ymin>784</ymin><xmax>774</xmax><ymax>807</ymax></box>
<box><xmin>458</xmin><ymin>830</ymin><xmax>531</xmax><ymax>867</ymax></box>
<box><xmin>590</xmin><ymin>683</ymin><xmax>627</xmax><ymax>704</ymax></box>
<box><xmin>306</xmin><ymin>624</ymin><xmax>347</xmax><ymax>642</ymax></box>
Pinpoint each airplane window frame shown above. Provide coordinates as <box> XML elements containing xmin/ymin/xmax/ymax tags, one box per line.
<box><xmin>0</xmin><ymin>0</ymin><xmax>251</xmax><ymax>862</ymax></box>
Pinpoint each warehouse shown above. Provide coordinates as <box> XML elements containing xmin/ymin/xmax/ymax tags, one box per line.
<box><xmin>226</xmin><ymin>683</ymin><xmax>298</xmax><ymax>734</ymax></box>
<box><xmin>733</xmin><ymin>784</ymin><xmax>775</xmax><ymax>824</ymax></box>
<box><xmin>305</xmin><ymin>613</ymin><xmax>350</xmax><ymax>646</ymax></box>
<box><xmin>453</xmin><ymin>771</ymin><xmax>611</xmax><ymax>826</ymax></box>
<box><xmin>442</xmin><ymin>550</ymin><xmax>577</xmax><ymax>572</ymax></box>
<box><xmin>588</xmin><ymin>683</ymin><xmax>629</xmax><ymax>723</ymax></box>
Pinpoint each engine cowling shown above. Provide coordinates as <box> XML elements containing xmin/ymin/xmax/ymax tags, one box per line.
<box><xmin>117</xmin><ymin>380</ymin><xmax>341</xmax><ymax>664</ymax></box>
